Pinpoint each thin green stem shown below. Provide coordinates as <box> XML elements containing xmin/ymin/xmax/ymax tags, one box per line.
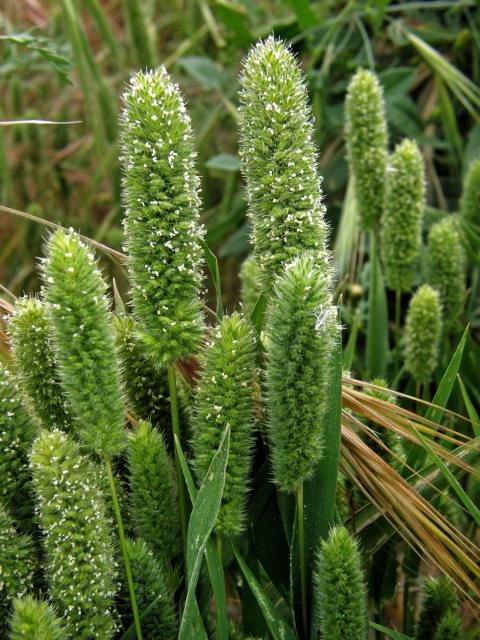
<box><xmin>104</xmin><ymin>456</ymin><xmax>143</xmax><ymax>640</ymax></box>
<box><xmin>395</xmin><ymin>289</ymin><xmax>402</xmax><ymax>371</ymax></box>
<box><xmin>168</xmin><ymin>364</ymin><xmax>188</xmax><ymax>557</ymax></box>
<box><xmin>217</xmin><ymin>532</ymin><xmax>223</xmax><ymax>565</ymax></box>
<box><xmin>296</xmin><ymin>482</ymin><xmax>307</xmax><ymax>636</ymax></box>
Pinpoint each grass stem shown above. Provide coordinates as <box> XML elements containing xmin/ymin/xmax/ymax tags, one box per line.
<box><xmin>395</xmin><ymin>288</ymin><xmax>402</xmax><ymax>370</ymax></box>
<box><xmin>296</xmin><ymin>482</ymin><xmax>308</xmax><ymax>635</ymax></box>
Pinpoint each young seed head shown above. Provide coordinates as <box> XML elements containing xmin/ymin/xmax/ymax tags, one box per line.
<box><xmin>459</xmin><ymin>156</ymin><xmax>480</xmax><ymax>225</ymax></box>
<box><xmin>31</xmin><ymin>429</ymin><xmax>118</xmax><ymax>639</ymax></box>
<box><xmin>314</xmin><ymin>526</ymin><xmax>368</xmax><ymax>640</ymax></box>
<box><xmin>415</xmin><ymin>576</ymin><xmax>458</xmax><ymax>640</ymax></box>
<box><xmin>41</xmin><ymin>228</ymin><xmax>125</xmax><ymax>457</ymax></box>
<box><xmin>382</xmin><ymin>139</ymin><xmax>426</xmax><ymax>292</ymax></box>
<box><xmin>345</xmin><ymin>69</ymin><xmax>388</xmax><ymax>230</ymax></box>
<box><xmin>433</xmin><ymin>611</ymin><xmax>462</xmax><ymax>640</ymax></box>
<box><xmin>239</xmin><ymin>254</ymin><xmax>261</xmax><ymax>316</ymax></box>
<box><xmin>265</xmin><ymin>253</ymin><xmax>338</xmax><ymax>493</ymax></box>
<box><xmin>9</xmin><ymin>296</ymin><xmax>72</xmax><ymax>432</ymax></box>
<box><xmin>127</xmin><ymin>420</ymin><xmax>180</xmax><ymax>559</ymax></box>
<box><xmin>192</xmin><ymin>312</ymin><xmax>257</xmax><ymax>536</ymax></box>
<box><xmin>120</xmin><ymin>67</ymin><xmax>205</xmax><ymax>366</ymax></box>
<box><xmin>9</xmin><ymin>596</ymin><xmax>67</xmax><ymax>640</ymax></box>
<box><xmin>404</xmin><ymin>285</ymin><xmax>442</xmax><ymax>385</ymax></box>
<box><xmin>426</xmin><ymin>217</ymin><xmax>466</xmax><ymax>329</ymax></box>
<box><xmin>239</xmin><ymin>37</ymin><xmax>328</xmax><ymax>287</ymax></box>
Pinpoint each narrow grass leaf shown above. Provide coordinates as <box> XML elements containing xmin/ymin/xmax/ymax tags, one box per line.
<box><xmin>370</xmin><ymin>622</ymin><xmax>412</xmax><ymax>639</ymax></box>
<box><xmin>367</xmin><ymin>234</ymin><xmax>388</xmax><ymax>378</ymax></box>
<box><xmin>250</xmin><ymin>292</ymin><xmax>268</xmax><ymax>335</ymax></box>
<box><xmin>457</xmin><ymin>375</ymin><xmax>480</xmax><ymax>437</ymax></box>
<box><xmin>201</xmin><ymin>239</ymin><xmax>224</xmax><ymax>319</ymax></box>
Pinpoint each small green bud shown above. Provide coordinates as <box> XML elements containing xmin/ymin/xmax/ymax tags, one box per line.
<box><xmin>9</xmin><ymin>296</ymin><xmax>72</xmax><ymax>431</ymax></box>
<box><xmin>127</xmin><ymin>420</ymin><xmax>180</xmax><ymax>559</ymax></box>
<box><xmin>42</xmin><ymin>229</ymin><xmax>125</xmax><ymax>457</ymax></box>
<box><xmin>0</xmin><ymin>364</ymin><xmax>36</xmax><ymax>527</ymax></box>
<box><xmin>345</xmin><ymin>69</ymin><xmax>388</xmax><ymax>230</ymax></box>
<box><xmin>433</xmin><ymin>611</ymin><xmax>462</xmax><ymax>640</ymax></box>
<box><xmin>9</xmin><ymin>596</ymin><xmax>66</xmax><ymax>640</ymax></box>
<box><xmin>120</xmin><ymin>68</ymin><xmax>205</xmax><ymax>365</ymax></box>
<box><xmin>239</xmin><ymin>37</ymin><xmax>328</xmax><ymax>287</ymax></box>
<box><xmin>404</xmin><ymin>285</ymin><xmax>442</xmax><ymax>385</ymax></box>
<box><xmin>382</xmin><ymin>139</ymin><xmax>426</xmax><ymax>292</ymax></box>
<box><xmin>459</xmin><ymin>156</ymin><xmax>480</xmax><ymax>224</ymax></box>
<box><xmin>314</xmin><ymin>526</ymin><xmax>368</xmax><ymax>640</ymax></box>
<box><xmin>265</xmin><ymin>254</ymin><xmax>338</xmax><ymax>493</ymax></box>
<box><xmin>192</xmin><ymin>312</ymin><xmax>257</xmax><ymax>535</ymax></box>
<box><xmin>239</xmin><ymin>255</ymin><xmax>261</xmax><ymax>315</ymax></box>
<box><xmin>415</xmin><ymin>576</ymin><xmax>458</xmax><ymax>640</ymax></box>
<box><xmin>426</xmin><ymin>217</ymin><xmax>466</xmax><ymax>328</ymax></box>
<box><xmin>119</xmin><ymin>539</ymin><xmax>177</xmax><ymax>640</ymax></box>
<box><xmin>0</xmin><ymin>504</ymin><xmax>35</xmax><ymax>635</ymax></box>
<box><xmin>31</xmin><ymin>429</ymin><xmax>117</xmax><ymax>639</ymax></box>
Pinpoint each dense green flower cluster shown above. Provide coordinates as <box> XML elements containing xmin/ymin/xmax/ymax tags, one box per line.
<box><xmin>345</xmin><ymin>69</ymin><xmax>388</xmax><ymax>230</ymax></box>
<box><xmin>127</xmin><ymin>420</ymin><xmax>180</xmax><ymax>559</ymax></box>
<box><xmin>265</xmin><ymin>254</ymin><xmax>337</xmax><ymax>493</ymax></box>
<box><xmin>433</xmin><ymin>611</ymin><xmax>462</xmax><ymax>640</ymax></box>
<box><xmin>460</xmin><ymin>156</ymin><xmax>480</xmax><ymax>224</ymax></box>
<box><xmin>120</xmin><ymin>67</ymin><xmax>204</xmax><ymax>365</ymax></box>
<box><xmin>0</xmin><ymin>364</ymin><xmax>36</xmax><ymax>527</ymax></box>
<box><xmin>9</xmin><ymin>596</ymin><xmax>66</xmax><ymax>640</ymax></box>
<box><xmin>415</xmin><ymin>576</ymin><xmax>458</xmax><ymax>640</ymax></box>
<box><xmin>239</xmin><ymin>37</ymin><xmax>328</xmax><ymax>287</ymax></box>
<box><xmin>31</xmin><ymin>429</ymin><xmax>117</xmax><ymax>639</ymax></box>
<box><xmin>42</xmin><ymin>229</ymin><xmax>125</xmax><ymax>457</ymax></box>
<box><xmin>382</xmin><ymin>139</ymin><xmax>425</xmax><ymax>292</ymax></box>
<box><xmin>239</xmin><ymin>255</ymin><xmax>261</xmax><ymax>316</ymax></box>
<box><xmin>426</xmin><ymin>217</ymin><xmax>466</xmax><ymax>328</ymax></box>
<box><xmin>404</xmin><ymin>285</ymin><xmax>442</xmax><ymax>385</ymax></box>
<box><xmin>9</xmin><ymin>296</ymin><xmax>72</xmax><ymax>431</ymax></box>
<box><xmin>314</xmin><ymin>526</ymin><xmax>368</xmax><ymax>639</ymax></box>
<box><xmin>192</xmin><ymin>312</ymin><xmax>257</xmax><ymax>535</ymax></box>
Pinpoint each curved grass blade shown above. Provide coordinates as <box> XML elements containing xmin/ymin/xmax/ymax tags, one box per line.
<box><xmin>201</xmin><ymin>239</ymin><xmax>224</xmax><ymax>319</ymax></box>
<box><xmin>370</xmin><ymin>622</ymin><xmax>412</xmax><ymax>639</ymax></box>
<box><xmin>367</xmin><ymin>233</ymin><xmax>388</xmax><ymax>378</ymax></box>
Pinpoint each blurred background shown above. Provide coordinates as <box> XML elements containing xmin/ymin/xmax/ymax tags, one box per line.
<box><xmin>1</xmin><ymin>0</ymin><xmax>479</xmax><ymax>307</ymax></box>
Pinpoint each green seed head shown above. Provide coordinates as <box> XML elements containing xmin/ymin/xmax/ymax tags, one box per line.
<box><xmin>382</xmin><ymin>139</ymin><xmax>426</xmax><ymax>292</ymax></box>
<box><xmin>314</xmin><ymin>526</ymin><xmax>368</xmax><ymax>640</ymax></box>
<box><xmin>120</xmin><ymin>67</ymin><xmax>205</xmax><ymax>366</ymax></box>
<box><xmin>460</xmin><ymin>156</ymin><xmax>480</xmax><ymax>224</ymax></box>
<box><xmin>9</xmin><ymin>596</ymin><xmax>67</xmax><ymax>640</ymax></box>
<box><xmin>426</xmin><ymin>217</ymin><xmax>466</xmax><ymax>329</ymax></box>
<box><xmin>192</xmin><ymin>312</ymin><xmax>257</xmax><ymax>536</ymax></box>
<box><xmin>345</xmin><ymin>69</ymin><xmax>388</xmax><ymax>230</ymax></box>
<box><xmin>127</xmin><ymin>420</ymin><xmax>180</xmax><ymax>559</ymax></box>
<box><xmin>31</xmin><ymin>429</ymin><xmax>118</xmax><ymax>639</ymax></box>
<box><xmin>404</xmin><ymin>285</ymin><xmax>442</xmax><ymax>385</ymax></box>
<box><xmin>239</xmin><ymin>254</ymin><xmax>262</xmax><ymax>316</ymax></box>
<box><xmin>239</xmin><ymin>37</ymin><xmax>328</xmax><ymax>287</ymax></box>
<box><xmin>9</xmin><ymin>296</ymin><xmax>72</xmax><ymax>432</ymax></box>
<box><xmin>0</xmin><ymin>364</ymin><xmax>36</xmax><ymax>527</ymax></box>
<box><xmin>415</xmin><ymin>576</ymin><xmax>458</xmax><ymax>640</ymax></box>
<box><xmin>265</xmin><ymin>253</ymin><xmax>338</xmax><ymax>493</ymax></box>
<box><xmin>42</xmin><ymin>229</ymin><xmax>125</xmax><ymax>457</ymax></box>
<box><xmin>433</xmin><ymin>612</ymin><xmax>462</xmax><ymax>640</ymax></box>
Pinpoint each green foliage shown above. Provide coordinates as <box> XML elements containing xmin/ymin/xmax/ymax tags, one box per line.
<box><xmin>460</xmin><ymin>156</ymin><xmax>480</xmax><ymax>224</ymax></box>
<box><xmin>9</xmin><ymin>596</ymin><xmax>67</xmax><ymax>640</ymax></box>
<box><xmin>120</xmin><ymin>538</ymin><xmax>177</xmax><ymax>640</ymax></box>
<box><xmin>382</xmin><ymin>139</ymin><xmax>425</xmax><ymax>292</ymax></box>
<box><xmin>433</xmin><ymin>611</ymin><xmax>462</xmax><ymax>640</ymax></box>
<box><xmin>265</xmin><ymin>254</ymin><xmax>337</xmax><ymax>493</ymax></box>
<box><xmin>127</xmin><ymin>420</ymin><xmax>180</xmax><ymax>560</ymax></box>
<box><xmin>31</xmin><ymin>429</ymin><xmax>117</xmax><ymax>639</ymax></box>
<box><xmin>0</xmin><ymin>364</ymin><xmax>36</xmax><ymax>526</ymax></box>
<box><xmin>239</xmin><ymin>37</ymin><xmax>328</xmax><ymax>288</ymax></box>
<box><xmin>0</xmin><ymin>504</ymin><xmax>35</xmax><ymax>635</ymax></box>
<box><xmin>239</xmin><ymin>254</ymin><xmax>261</xmax><ymax>316</ymax></box>
<box><xmin>42</xmin><ymin>228</ymin><xmax>125</xmax><ymax>457</ymax></box>
<box><xmin>415</xmin><ymin>576</ymin><xmax>458</xmax><ymax>640</ymax></box>
<box><xmin>404</xmin><ymin>285</ymin><xmax>442</xmax><ymax>385</ymax></box>
<box><xmin>345</xmin><ymin>69</ymin><xmax>388</xmax><ymax>230</ymax></box>
<box><xmin>192</xmin><ymin>312</ymin><xmax>257</xmax><ymax>535</ymax></box>
<box><xmin>120</xmin><ymin>67</ymin><xmax>205</xmax><ymax>366</ymax></box>
<box><xmin>9</xmin><ymin>296</ymin><xmax>72</xmax><ymax>431</ymax></box>
<box><xmin>426</xmin><ymin>217</ymin><xmax>466</xmax><ymax>329</ymax></box>
<box><xmin>314</xmin><ymin>526</ymin><xmax>368</xmax><ymax>640</ymax></box>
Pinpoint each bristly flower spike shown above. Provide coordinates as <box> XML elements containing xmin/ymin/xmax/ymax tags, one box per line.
<box><xmin>265</xmin><ymin>254</ymin><xmax>338</xmax><ymax>493</ymax></box>
<box><xmin>120</xmin><ymin>67</ymin><xmax>205</xmax><ymax>366</ymax></box>
<box><xmin>415</xmin><ymin>576</ymin><xmax>458</xmax><ymax>640</ymax></box>
<box><xmin>192</xmin><ymin>312</ymin><xmax>257</xmax><ymax>536</ymax></box>
<box><xmin>382</xmin><ymin>139</ymin><xmax>426</xmax><ymax>292</ymax></box>
<box><xmin>41</xmin><ymin>229</ymin><xmax>125</xmax><ymax>457</ymax></box>
<box><xmin>9</xmin><ymin>596</ymin><xmax>67</xmax><ymax>640</ymax></box>
<box><xmin>459</xmin><ymin>156</ymin><xmax>480</xmax><ymax>225</ymax></box>
<box><xmin>433</xmin><ymin>612</ymin><xmax>463</xmax><ymax>640</ymax></box>
<box><xmin>31</xmin><ymin>429</ymin><xmax>118</xmax><ymax>639</ymax></box>
<box><xmin>313</xmin><ymin>526</ymin><xmax>368</xmax><ymax>640</ymax></box>
<box><xmin>345</xmin><ymin>69</ymin><xmax>388</xmax><ymax>230</ymax></box>
<box><xmin>404</xmin><ymin>285</ymin><xmax>442</xmax><ymax>385</ymax></box>
<box><xmin>239</xmin><ymin>37</ymin><xmax>329</xmax><ymax>288</ymax></box>
<box><xmin>9</xmin><ymin>296</ymin><xmax>72</xmax><ymax>431</ymax></box>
